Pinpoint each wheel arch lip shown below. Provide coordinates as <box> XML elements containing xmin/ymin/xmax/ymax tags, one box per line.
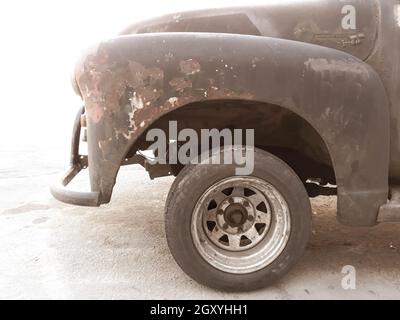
<box><xmin>75</xmin><ymin>32</ymin><xmax>389</xmax><ymax>225</ymax></box>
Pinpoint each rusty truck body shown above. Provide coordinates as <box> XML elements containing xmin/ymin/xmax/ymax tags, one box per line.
<box><xmin>51</xmin><ymin>0</ymin><xmax>400</xmax><ymax>290</ymax></box>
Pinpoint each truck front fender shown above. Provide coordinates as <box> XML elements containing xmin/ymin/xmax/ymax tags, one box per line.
<box><xmin>76</xmin><ymin>33</ymin><xmax>389</xmax><ymax>226</ymax></box>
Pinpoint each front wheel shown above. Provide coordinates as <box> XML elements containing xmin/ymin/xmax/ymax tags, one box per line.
<box><xmin>165</xmin><ymin>147</ymin><xmax>312</xmax><ymax>291</ymax></box>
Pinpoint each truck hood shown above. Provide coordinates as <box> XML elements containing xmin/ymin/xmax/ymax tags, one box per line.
<box><xmin>120</xmin><ymin>0</ymin><xmax>380</xmax><ymax>61</ymax></box>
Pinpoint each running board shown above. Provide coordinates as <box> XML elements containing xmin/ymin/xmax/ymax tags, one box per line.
<box><xmin>378</xmin><ymin>187</ymin><xmax>400</xmax><ymax>222</ymax></box>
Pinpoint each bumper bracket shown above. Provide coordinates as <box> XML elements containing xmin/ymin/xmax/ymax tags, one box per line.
<box><xmin>50</xmin><ymin>107</ymin><xmax>101</xmax><ymax>207</ymax></box>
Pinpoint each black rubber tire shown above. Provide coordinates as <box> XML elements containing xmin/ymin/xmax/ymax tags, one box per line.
<box><xmin>165</xmin><ymin>147</ymin><xmax>312</xmax><ymax>291</ymax></box>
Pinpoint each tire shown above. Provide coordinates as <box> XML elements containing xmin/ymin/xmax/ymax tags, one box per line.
<box><xmin>165</xmin><ymin>147</ymin><xmax>312</xmax><ymax>291</ymax></box>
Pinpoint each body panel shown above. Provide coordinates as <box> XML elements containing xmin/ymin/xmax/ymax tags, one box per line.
<box><xmin>122</xmin><ymin>0</ymin><xmax>379</xmax><ymax>61</ymax></box>
<box><xmin>366</xmin><ymin>0</ymin><xmax>400</xmax><ymax>180</ymax></box>
<box><xmin>76</xmin><ymin>33</ymin><xmax>389</xmax><ymax>226</ymax></box>
<box><xmin>121</xmin><ymin>0</ymin><xmax>400</xmax><ymax>180</ymax></box>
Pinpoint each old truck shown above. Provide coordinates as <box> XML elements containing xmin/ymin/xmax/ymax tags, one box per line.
<box><xmin>51</xmin><ymin>0</ymin><xmax>400</xmax><ymax>291</ymax></box>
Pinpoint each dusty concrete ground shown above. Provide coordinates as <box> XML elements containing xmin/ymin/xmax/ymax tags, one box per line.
<box><xmin>1</xmin><ymin>147</ymin><xmax>400</xmax><ymax>300</ymax></box>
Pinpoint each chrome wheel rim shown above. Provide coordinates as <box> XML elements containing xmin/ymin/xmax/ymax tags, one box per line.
<box><xmin>191</xmin><ymin>176</ymin><xmax>291</xmax><ymax>274</ymax></box>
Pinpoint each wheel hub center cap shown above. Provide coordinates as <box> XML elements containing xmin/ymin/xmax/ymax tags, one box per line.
<box><xmin>225</xmin><ymin>204</ymin><xmax>248</xmax><ymax>226</ymax></box>
<box><xmin>216</xmin><ymin>197</ymin><xmax>255</xmax><ymax>234</ymax></box>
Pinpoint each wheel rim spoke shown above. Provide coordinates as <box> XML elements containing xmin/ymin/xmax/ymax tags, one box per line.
<box><xmin>211</xmin><ymin>191</ymin><xmax>227</xmax><ymax>205</ymax></box>
<box><xmin>256</xmin><ymin>211</ymin><xmax>271</xmax><ymax>224</ymax></box>
<box><xmin>205</xmin><ymin>208</ymin><xmax>217</xmax><ymax>222</ymax></box>
<box><xmin>211</xmin><ymin>226</ymin><xmax>225</xmax><ymax>240</ymax></box>
<box><xmin>231</xmin><ymin>186</ymin><xmax>244</xmax><ymax>197</ymax></box>
<box><xmin>247</xmin><ymin>193</ymin><xmax>265</xmax><ymax>207</ymax></box>
<box><xmin>228</xmin><ymin>235</ymin><xmax>241</xmax><ymax>250</ymax></box>
<box><xmin>244</xmin><ymin>226</ymin><xmax>260</xmax><ymax>242</ymax></box>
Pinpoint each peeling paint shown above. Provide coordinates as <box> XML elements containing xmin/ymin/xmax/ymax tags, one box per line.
<box><xmin>130</xmin><ymin>92</ymin><xmax>144</xmax><ymax>110</ymax></box>
<box><xmin>304</xmin><ymin>58</ymin><xmax>370</xmax><ymax>80</ymax></box>
<box><xmin>168</xmin><ymin>97</ymin><xmax>179</xmax><ymax>107</ymax></box>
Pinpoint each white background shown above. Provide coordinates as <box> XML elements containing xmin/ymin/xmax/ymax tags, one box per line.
<box><xmin>0</xmin><ymin>0</ymin><xmax>278</xmax><ymax>151</ymax></box>
<box><xmin>1</xmin><ymin>1</ymin><xmax>400</xmax><ymax>300</ymax></box>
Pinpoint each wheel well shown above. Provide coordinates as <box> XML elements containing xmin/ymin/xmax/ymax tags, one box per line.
<box><xmin>127</xmin><ymin>99</ymin><xmax>336</xmax><ymax>191</ymax></box>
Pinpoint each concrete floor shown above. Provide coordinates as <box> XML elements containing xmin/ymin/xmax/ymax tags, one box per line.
<box><xmin>1</xmin><ymin>147</ymin><xmax>400</xmax><ymax>299</ymax></box>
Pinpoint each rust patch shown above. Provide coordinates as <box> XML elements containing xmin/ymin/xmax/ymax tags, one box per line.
<box><xmin>179</xmin><ymin>59</ymin><xmax>201</xmax><ymax>75</ymax></box>
<box><xmin>207</xmin><ymin>86</ymin><xmax>254</xmax><ymax>100</ymax></box>
<box><xmin>141</xmin><ymin>87</ymin><xmax>162</xmax><ymax>104</ymax></box>
<box><xmin>77</xmin><ymin>46</ymin><xmax>165</xmax><ymax>137</ymax></box>
<box><xmin>169</xmin><ymin>77</ymin><xmax>193</xmax><ymax>92</ymax></box>
<box><xmin>77</xmin><ymin>44</ymin><xmax>254</xmax><ymax>146</ymax></box>
<box><xmin>128</xmin><ymin>62</ymin><xmax>164</xmax><ymax>88</ymax></box>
